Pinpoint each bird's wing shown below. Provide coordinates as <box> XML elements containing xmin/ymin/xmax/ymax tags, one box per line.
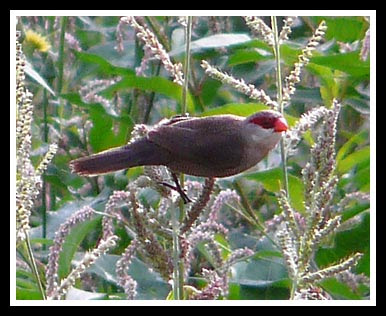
<box><xmin>147</xmin><ymin>116</ymin><xmax>245</xmax><ymax>168</ymax></box>
<box><xmin>148</xmin><ymin>125</ymin><xmax>197</xmax><ymax>158</ymax></box>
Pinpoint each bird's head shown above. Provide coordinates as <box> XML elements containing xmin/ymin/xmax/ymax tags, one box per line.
<box><xmin>243</xmin><ymin>110</ymin><xmax>288</xmax><ymax>146</ymax></box>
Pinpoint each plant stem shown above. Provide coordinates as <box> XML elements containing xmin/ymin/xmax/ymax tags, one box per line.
<box><xmin>178</xmin><ymin>15</ymin><xmax>193</xmax><ymax>223</ymax></box>
<box><xmin>145</xmin><ymin>16</ymin><xmax>171</xmax><ymax>52</ymax></box>
<box><xmin>181</xmin><ymin>16</ymin><xmax>192</xmax><ymax>116</ymax></box>
<box><xmin>57</xmin><ymin>16</ymin><xmax>67</xmax><ymax>97</ymax></box>
<box><xmin>271</xmin><ymin>17</ymin><xmax>289</xmax><ymax>198</ymax></box>
<box><xmin>24</xmin><ymin>234</ymin><xmax>46</xmax><ymax>299</ymax></box>
<box><xmin>171</xmin><ymin>204</ymin><xmax>182</xmax><ymax>300</ymax></box>
<box><xmin>233</xmin><ymin>180</ymin><xmax>280</xmax><ymax>249</ymax></box>
<box><xmin>42</xmin><ymin>89</ymin><xmax>48</xmax><ymax>248</ymax></box>
<box><xmin>233</xmin><ymin>180</ymin><xmax>264</xmax><ymax>229</ymax></box>
<box><xmin>271</xmin><ymin>16</ymin><xmax>299</xmax><ymax>299</ymax></box>
<box><xmin>55</xmin><ymin>15</ymin><xmax>67</xmax><ymax>171</ymax></box>
<box><xmin>171</xmin><ymin>16</ymin><xmax>193</xmax><ymax>300</ymax></box>
<box><xmin>143</xmin><ymin>61</ymin><xmax>161</xmax><ymax>124</ymax></box>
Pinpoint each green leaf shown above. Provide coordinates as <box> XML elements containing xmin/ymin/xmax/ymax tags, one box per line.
<box><xmin>310</xmin><ymin>52</ymin><xmax>370</xmax><ymax>79</ymax></box>
<box><xmin>320</xmin><ymin>278</ymin><xmax>361</xmax><ymax>300</ymax></box>
<box><xmin>61</xmin><ymin>93</ymin><xmax>134</xmax><ymax>152</ymax></box>
<box><xmin>322</xmin><ymin>17</ymin><xmax>368</xmax><ymax>43</ymax></box>
<box><xmin>227</xmin><ymin>48</ymin><xmax>271</xmax><ymax>66</ymax></box>
<box><xmin>345</xmin><ymin>96</ymin><xmax>370</xmax><ymax>115</ymax></box>
<box><xmin>353</xmin><ymin>165</ymin><xmax>370</xmax><ymax>191</ymax></box>
<box><xmin>235</xmin><ymin>255</ymin><xmax>287</xmax><ymax>284</ymax></box>
<box><xmin>87</xmin><ymin>40</ymin><xmax>136</xmax><ymax>69</ymax></box>
<box><xmin>307</xmin><ymin>63</ymin><xmax>339</xmax><ymax>104</ymax></box>
<box><xmin>61</xmin><ymin>92</ymin><xmax>118</xmax><ymax>118</ymax></box>
<box><xmin>196</xmin><ymin>242</ymin><xmax>217</xmax><ymax>267</ymax></box>
<box><xmin>253</xmin><ymin>250</ymin><xmax>283</xmax><ymax>259</ymax></box>
<box><xmin>29</xmin><ymin>188</ymin><xmax>111</xmax><ymax>240</ymax></box>
<box><xmin>16</xmin><ymin>269</ymin><xmax>41</xmax><ymax>299</ymax></box>
<box><xmin>88</xmin><ymin>105</ymin><xmax>115</xmax><ymax>151</ymax></box>
<box><xmin>58</xmin><ymin>216</ymin><xmax>101</xmax><ymax>279</ymax></box>
<box><xmin>230</xmin><ymin>255</ymin><xmax>290</xmax><ymax>299</ymax></box>
<box><xmin>243</xmin><ymin>168</ymin><xmax>305</xmax><ymax>211</ymax></box>
<box><xmin>75</xmin><ymin>28</ymin><xmax>104</xmax><ymax>48</ymax></box>
<box><xmin>337</xmin><ymin>140</ymin><xmax>370</xmax><ymax>192</ymax></box>
<box><xmin>106</xmin><ymin>75</ymin><xmax>196</xmax><ymax>113</ymax></box>
<box><xmin>65</xmin><ymin>287</ymin><xmax>107</xmax><ymax>300</ymax></box>
<box><xmin>341</xmin><ymin>202</ymin><xmax>370</xmax><ymax>222</ymax></box>
<box><xmin>286</xmin><ymin>87</ymin><xmax>323</xmax><ymax>105</ymax></box>
<box><xmin>74</xmin><ymin>50</ymin><xmax>135</xmax><ymax>76</ymax></box>
<box><xmin>171</xmin><ymin>27</ymin><xmax>186</xmax><ymax>51</ymax></box>
<box><xmin>88</xmin><ymin>104</ymin><xmax>132</xmax><ymax>152</ymax></box>
<box><xmin>169</xmin><ymin>33</ymin><xmax>252</xmax><ymax>56</ymax></box>
<box><xmin>337</xmin><ymin>146</ymin><xmax>370</xmax><ymax>174</ymax></box>
<box><xmin>200</xmin><ymin>102</ymin><xmax>269</xmax><ymax>117</ymax></box>
<box><xmin>280</xmin><ymin>42</ymin><xmax>304</xmax><ymax>65</ymax></box>
<box><xmin>336</xmin><ymin>130</ymin><xmax>369</xmax><ymax>163</ymax></box>
<box><xmin>237</xmin><ymin>279</ymin><xmax>291</xmax><ymax>300</ymax></box>
<box><xmin>200</xmin><ymin>79</ymin><xmax>222</xmax><ymax>106</ymax></box>
<box><xmin>228</xmin><ymin>282</ymin><xmax>241</xmax><ymax>299</ymax></box>
<box><xmin>29</xmin><ymin>237</ymin><xmax>53</xmax><ymax>247</ymax></box>
<box><xmin>16</xmin><ymin>287</ymin><xmax>43</xmax><ymax>300</ymax></box>
<box><xmin>85</xmin><ymin>254</ymin><xmax>170</xmax><ymax>299</ymax></box>
<box><xmin>25</xmin><ymin>60</ymin><xmax>55</xmax><ymax>96</ymax></box>
<box><xmin>315</xmin><ymin>213</ymin><xmax>369</xmax><ymax>276</ymax></box>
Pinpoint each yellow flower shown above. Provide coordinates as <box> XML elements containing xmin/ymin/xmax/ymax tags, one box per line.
<box><xmin>24</xmin><ymin>30</ymin><xmax>51</xmax><ymax>53</ymax></box>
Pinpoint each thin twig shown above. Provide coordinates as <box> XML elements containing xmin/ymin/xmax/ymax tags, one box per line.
<box><xmin>173</xmin><ymin>16</ymin><xmax>193</xmax><ymax>300</ymax></box>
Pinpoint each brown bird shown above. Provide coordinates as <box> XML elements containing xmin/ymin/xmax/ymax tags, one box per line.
<box><xmin>70</xmin><ymin>110</ymin><xmax>288</xmax><ymax>201</ymax></box>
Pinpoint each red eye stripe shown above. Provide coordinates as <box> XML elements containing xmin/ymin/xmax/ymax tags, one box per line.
<box><xmin>248</xmin><ymin>111</ymin><xmax>288</xmax><ymax>132</ymax></box>
<box><xmin>249</xmin><ymin>115</ymin><xmax>277</xmax><ymax>129</ymax></box>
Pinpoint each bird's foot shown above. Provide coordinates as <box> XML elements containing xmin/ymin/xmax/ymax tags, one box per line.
<box><xmin>159</xmin><ymin>181</ymin><xmax>192</xmax><ymax>204</ymax></box>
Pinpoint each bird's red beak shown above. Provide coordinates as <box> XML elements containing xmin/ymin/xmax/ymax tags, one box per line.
<box><xmin>274</xmin><ymin>117</ymin><xmax>288</xmax><ymax>132</ymax></box>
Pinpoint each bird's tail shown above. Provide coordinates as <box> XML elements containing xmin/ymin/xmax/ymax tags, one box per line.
<box><xmin>69</xmin><ymin>138</ymin><xmax>167</xmax><ymax>176</ymax></box>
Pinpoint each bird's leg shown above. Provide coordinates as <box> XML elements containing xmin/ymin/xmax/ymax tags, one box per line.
<box><xmin>171</xmin><ymin>172</ymin><xmax>192</xmax><ymax>204</ymax></box>
<box><xmin>159</xmin><ymin>181</ymin><xmax>178</xmax><ymax>191</ymax></box>
<box><xmin>158</xmin><ymin>173</ymin><xmax>192</xmax><ymax>204</ymax></box>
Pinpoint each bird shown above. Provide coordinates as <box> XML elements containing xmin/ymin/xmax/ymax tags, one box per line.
<box><xmin>70</xmin><ymin>110</ymin><xmax>288</xmax><ymax>202</ymax></box>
